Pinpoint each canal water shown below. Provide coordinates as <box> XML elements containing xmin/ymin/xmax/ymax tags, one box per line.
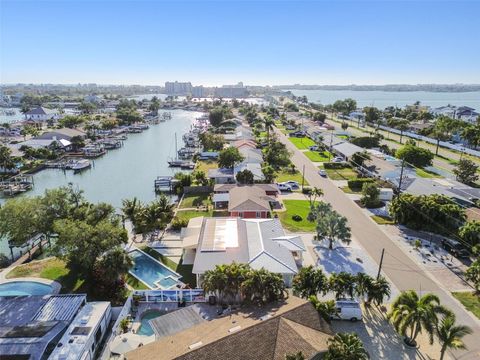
<box><xmin>0</xmin><ymin>109</ymin><xmax>200</xmax><ymax>257</ymax></box>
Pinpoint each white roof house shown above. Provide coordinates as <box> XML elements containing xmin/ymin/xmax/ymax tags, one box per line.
<box><xmin>234</xmin><ymin>162</ymin><xmax>265</xmax><ymax>181</ymax></box>
<box><xmin>24</xmin><ymin>106</ymin><xmax>60</xmax><ymax>121</ymax></box>
<box><xmin>183</xmin><ymin>217</ymin><xmax>305</xmax><ymax>287</ymax></box>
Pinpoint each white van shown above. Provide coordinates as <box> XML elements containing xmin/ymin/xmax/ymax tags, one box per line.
<box><xmin>333</xmin><ymin>299</ymin><xmax>363</xmax><ymax>322</ymax></box>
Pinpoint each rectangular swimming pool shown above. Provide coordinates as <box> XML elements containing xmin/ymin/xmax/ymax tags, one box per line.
<box><xmin>129</xmin><ymin>249</ymin><xmax>181</xmax><ymax>289</ymax></box>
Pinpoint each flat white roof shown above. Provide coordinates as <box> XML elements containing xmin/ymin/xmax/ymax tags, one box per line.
<box><xmin>48</xmin><ymin>302</ymin><xmax>110</xmax><ymax>360</ymax></box>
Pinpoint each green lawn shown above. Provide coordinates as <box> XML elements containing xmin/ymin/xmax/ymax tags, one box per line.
<box><xmin>195</xmin><ymin>160</ymin><xmax>218</xmax><ymax>173</ymax></box>
<box><xmin>324</xmin><ymin>167</ymin><xmax>358</xmax><ymax>180</ymax></box>
<box><xmin>340</xmin><ymin>186</ymin><xmax>362</xmax><ymax>194</ymax></box>
<box><xmin>415</xmin><ymin>168</ymin><xmax>442</xmax><ymax>178</ymax></box>
<box><xmin>371</xmin><ymin>215</ymin><xmax>395</xmax><ymax>225</ymax></box>
<box><xmin>180</xmin><ymin>193</ymin><xmax>212</xmax><ymax>209</ymax></box>
<box><xmin>6</xmin><ymin>258</ymin><xmax>84</xmax><ymax>293</ymax></box>
<box><xmin>277</xmin><ymin>200</ymin><xmax>316</xmax><ymax>232</ymax></box>
<box><xmin>289</xmin><ymin>137</ymin><xmax>316</xmax><ymax>150</ymax></box>
<box><xmin>304</xmin><ymin>151</ymin><xmax>331</xmax><ymax>162</ymax></box>
<box><xmin>175</xmin><ymin>209</ymin><xmax>213</xmax><ymax>221</ymax></box>
<box><xmin>452</xmin><ymin>291</ymin><xmax>480</xmax><ymax>320</ymax></box>
<box><xmin>275</xmin><ymin>169</ymin><xmax>309</xmax><ymax>186</ymax></box>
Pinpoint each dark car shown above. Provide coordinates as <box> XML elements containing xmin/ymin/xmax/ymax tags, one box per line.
<box><xmin>442</xmin><ymin>238</ymin><xmax>470</xmax><ymax>258</ymax></box>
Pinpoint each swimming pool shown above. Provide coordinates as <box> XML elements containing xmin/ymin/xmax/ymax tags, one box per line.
<box><xmin>129</xmin><ymin>249</ymin><xmax>181</xmax><ymax>289</ymax></box>
<box><xmin>137</xmin><ymin>310</ymin><xmax>164</xmax><ymax>336</ymax></box>
<box><xmin>0</xmin><ymin>281</ymin><xmax>53</xmax><ymax>296</ymax></box>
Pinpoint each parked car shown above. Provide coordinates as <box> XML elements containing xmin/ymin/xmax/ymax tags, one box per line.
<box><xmin>332</xmin><ymin>156</ymin><xmax>344</xmax><ymax>163</ymax></box>
<box><xmin>289</xmin><ymin>131</ymin><xmax>306</xmax><ymax>138</ymax></box>
<box><xmin>333</xmin><ymin>299</ymin><xmax>363</xmax><ymax>322</ymax></box>
<box><xmin>284</xmin><ymin>180</ymin><xmax>300</xmax><ymax>189</ymax></box>
<box><xmin>309</xmin><ymin>145</ymin><xmax>320</xmax><ymax>151</ymax></box>
<box><xmin>285</xmin><ymin>125</ymin><xmax>296</xmax><ymax>130</ymax></box>
<box><xmin>318</xmin><ymin>169</ymin><xmax>327</xmax><ymax>177</ymax></box>
<box><xmin>441</xmin><ymin>238</ymin><xmax>470</xmax><ymax>258</ymax></box>
<box><xmin>276</xmin><ymin>183</ymin><xmax>293</xmax><ymax>192</ymax></box>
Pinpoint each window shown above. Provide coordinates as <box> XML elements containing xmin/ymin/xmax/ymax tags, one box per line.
<box><xmin>256</xmin><ymin>212</ymin><xmax>261</xmax><ymax>218</ymax></box>
<box><xmin>94</xmin><ymin>326</ymin><xmax>102</xmax><ymax>343</ymax></box>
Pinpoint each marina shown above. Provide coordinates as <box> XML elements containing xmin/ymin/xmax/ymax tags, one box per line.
<box><xmin>0</xmin><ymin>110</ymin><xmax>201</xmax><ymax>257</ymax></box>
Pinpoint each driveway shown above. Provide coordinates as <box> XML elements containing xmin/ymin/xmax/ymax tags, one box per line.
<box><xmin>275</xmin><ymin>127</ymin><xmax>480</xmax><ymax>359</ymax></box>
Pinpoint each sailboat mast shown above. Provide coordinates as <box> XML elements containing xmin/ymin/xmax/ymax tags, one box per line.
<box><xmin>175</xmin><ymin>133</ymin><xmax>178</xmax><ymax>160</ymax></box>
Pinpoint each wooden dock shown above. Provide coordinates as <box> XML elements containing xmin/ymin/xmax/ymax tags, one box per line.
<box><xmin>0</xmin><ymin>175</ymin><xmax>34</xmax><ymax>196</ymax></box>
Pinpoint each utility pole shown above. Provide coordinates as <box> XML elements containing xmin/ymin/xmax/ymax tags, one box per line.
<box><xmin>328</xmin><ymin>129</ymin><xmax>334</xmax><ymax>161</ymax></box>
<box><xmin>397</xmin><ymin>159</ymin><xmax>406</xmax><ymax>196</ymax></box>
<box><xmin>377</xmin><ymin>248</ymin><xmax>385</xmax><ymax>280</ymax></box>
<box><xmin>301</xmin><ymin>164</ymin><xmax>305</xmax><ymax>191</ymax></box>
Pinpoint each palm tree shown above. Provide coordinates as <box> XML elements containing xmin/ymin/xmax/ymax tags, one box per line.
<box><xmin>315</xmin><ymin>209</ymin><xmax>351</xmax><ymax>250</ymax></box>
<box><xmin>193</xmin><ymin>170</ymin><xmax>208</xmax><ymax>186</ymax></box>
<box><xmin>366</xmin><ymin>276</ymin><xmax>391</xmax><ymax>306</ymax></box>
<box><xmin>202</xmin><ymin>266</ymin><xmax>229</xmax><ymax>303</ymax></box>
<box><xmin>121</xmin><ymin>197</ymin><xmax>142</xmax><ymax>232</ymax></box>
<box><xmin>292</xmin><ymin>266</ymin><xmax>328</xmax><ymax>299</ymax></box>
<box><xmin>0</xmin><ymin>145</ymin><xmax>16</xmax><ymax>171</ymax></box>
<box><xmin>242</xmin><ymin>268</ymin><xmax>286</xmax><ymax>305</ymax></box>
<box><xmin>354</xmin><ymin>272</ymin><xmax>374</xmax><ymax>302</ymax></box>
<box><xmin>309</xmin><ymin>296</ymin><xmax>338</xmax><ymax>324</ymax></box>
<box><xmin>437</xmin><ymin>315</ymin><xmax>472</xmax><ymax>360</ymax></box>
<box><xmin>308</xmin><ymin>187</ymin><xmax>324</xmax><ymax>208</ymax></box>
<box><xmin>324</xmin><ymin>333</ymin><xmax>369</xmax><ymax>360</ymax></box>
<box><xmin>329</xmin><ymin>272</ymin><xmax>356</xmax><ymax>299</ymax></box>
<box><xmin>388</xmin><ymin>290</ymin><xmax>451</xmax><ymax>346</ymax></box>
<box><xmin>263</xmin><ymin>115</ymin><xmax>275</xmax><ymax>144</ymax></box>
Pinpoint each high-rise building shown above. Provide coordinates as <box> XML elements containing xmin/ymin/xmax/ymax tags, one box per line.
<box><xmin>214</xmin><ymin>82</ymin><xmax>248</xmax><ymax>98</ymax></box>
<box><xmin>165</xmin><ymin>81</ymin><xmax>193</xmax><ymax>95</ymax></box>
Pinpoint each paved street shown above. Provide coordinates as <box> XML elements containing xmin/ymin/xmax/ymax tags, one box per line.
<box><xmin>275</xmin><ymin>127</ymin><xmax>480</xmax><ymax>360</ymax></box>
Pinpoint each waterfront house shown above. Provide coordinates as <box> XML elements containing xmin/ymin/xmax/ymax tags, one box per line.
<box><xmin>24</xmin><ymin>106</ymin><xmax>60</xmax><ymax>122</ymax></box>
<box><xmin>213</xmin><ymin>183</ymin><xmax>279</xmax><ymax>196</ymax></box>
<box><xmin>234</xmin><ymin>162</ymin><xmax>265</xmax><ymax>181</ymax></box>
<box><xmin>36</xmin><ymin>128</ymin><xmax>86</xmax><ymax>142</ymax></box>
<box><xmin>212</xmin><ymin>185</ymin><xmax>275</xmax><ymax>218</ymax></box>
<box><xmin>125</xmin><ymin>298</ymin><xmax>332</xmax><ymax>360</ymax></box>
<box><xmin>238</xmin><ymin>146</ymin><xmax>263</xmax><ymax>164</ymax></box>
<box><xmin>181</xmin><ymin>217</ymin><xmax>305</xmax><ymax>287</ymax></box>
<box><xmin>207</xmin><ymin>168</ymin><xmax>235</xmax><ymax>184</ymax></box>
<box><xmin>232</xmin><ymin>139</ymin><xmax>257</xmax><ymax>150</ymax></box>
<box><xmin>0</xmin><ymin>294</ymin><xmax>111</xmax><ymax>360</ymax></box>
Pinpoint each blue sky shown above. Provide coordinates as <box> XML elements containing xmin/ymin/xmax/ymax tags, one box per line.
<box><xmin>1</xmin><ymin>0</ymin><xmax>480</xmax><ymax>85</ymax></box>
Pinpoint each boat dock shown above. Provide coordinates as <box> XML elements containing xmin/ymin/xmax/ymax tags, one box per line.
<box><xmin>154</xmin><ymin>176</ymin><xmax>179</xmax><ymax>193</ymax></box>
<box><xmin>0</xmin><ymin>175</ymin><xmax>34</xmax><ymax>196</ymax></box>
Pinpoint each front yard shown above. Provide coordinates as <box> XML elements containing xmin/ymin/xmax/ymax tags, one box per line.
<box><xmin>323</xmin><ymin>166</ymin><xmax>358</xmax><ymax>180</ymax></box>
<box><xmin>275</xmin><ymin>169</ymin><xmax>309</xmax><ymax>186</ymax></box>
<box><xmin>304</xmin><ymin>150</ymin><xmax>331</xmax><ymax>162</ymax></box>
<box><xmin>289</xmin><ymin>136</ymin><xmax>316</xmax><ymax>150</ymax></box>
<box><xmin>277</xmin><ymin>200</ymin><xmax>316</xmax><ymax>232</ymax></box>
<box><xmin>195</xmin><ymin>160</ymin><xmax>218</xmax><ymax>173</ymax></box>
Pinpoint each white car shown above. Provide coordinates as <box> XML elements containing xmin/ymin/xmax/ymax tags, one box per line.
<box><xmin>284</xmin><ymin>180</ymin><xmax>300</xmax><ymax>189</ymax></box>
<box><xmin>332</xmin><ymin>299</ymin><xmax>363</xmax><ymax>322</ymax></box>
<box><xmin>332</xmin><ymin>157</ymin><xmax>344</xmax><ymax>163</ymax></box>
<box><xmin>277</xmin><ymin>183</ymin><xmax>293</xmax><ymax>192</ymax></box>
<box><xmin>318</xmin><ymin>169</ymin><xmax>327</xmax><ymax>177</ymax></box>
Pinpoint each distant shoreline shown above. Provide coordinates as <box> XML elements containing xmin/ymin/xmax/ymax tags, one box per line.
<box><xmin>277</xmin><ymin>85</ymin><xmax>480</xmax><ymax>93</ymax></box>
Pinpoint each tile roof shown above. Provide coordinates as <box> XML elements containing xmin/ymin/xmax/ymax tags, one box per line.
<box><xmin>228</xmin><ymin>186</ymin><xmax>271</xmax><ymax>212</ymax></box>
<box><xmin>125</xmin><ymin>301</ymin><xmax>332</xmax><ymax>360</ymax></box>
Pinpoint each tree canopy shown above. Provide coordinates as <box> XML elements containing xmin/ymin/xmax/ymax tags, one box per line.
<box><xmin>218</xmin><ymin>147</ymin><xmax>244</xmax><ymax>169</ymax></box>
<box><xmin>396</xmin><ymin>144</ymin><xmax>434</xmax><ymax>168</ymax></box>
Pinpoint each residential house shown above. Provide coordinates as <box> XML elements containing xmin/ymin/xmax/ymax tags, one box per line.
<box><xmin>24</xmin><ymin>106</ymin><xmax>60</xmax><ymax>122</ymax></box>
<box><xmin>238</xmin><ymin>146</ymin><xmax>263</xmax><ymax>164</ymax></box>
<box><xmin>182</xmin><ymin>217</ymin><xmax>306</xmax><ymax>287</ymax></box>
<box><xmin>36</xmin><ymin>128</ymin><xmax>86</xmax><ymax>141</ymax></box>
<box><xmin>125</xmin><ymin>299</ymin><xmax>332</xmax><ymax>360</ymax></box>
<box><xmin>207</xmin><ymin>168</ymin><xmax>235</xmax><ymax>184</ymax></box>
<box><xmin>233</xmin><ymin>139</ymin><xmax>256</xmax><ymax>150</ymax></box>
<box><xmin>212</xmin><ymin>185</ymin><xmax>279</xmax><ymax>217</ymax></box>
<box><xmin>234</xmin><ymin>162</ymin><xmax>265</xmax><ymax>181</ymax></box>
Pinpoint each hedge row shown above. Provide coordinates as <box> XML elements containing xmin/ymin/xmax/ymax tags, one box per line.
<box><xmin>347</xmin><ymin>178</ymin><xmax>375</xmax><ymax>190</ymax></box>
<box><xmin>323</xmin><ymin>162</ymin><xmax>350</xmax><ymax>170</ymax></box>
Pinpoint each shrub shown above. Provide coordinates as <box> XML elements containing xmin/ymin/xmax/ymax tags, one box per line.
<box><xmin>170</xmin><ymin>217</ymin><xmax>189</xmax><ymax>231</ymax></box>
<box><xmin>351</xmin><ymin>136</ymin><xmax>380</xmax><ymax>149</ymax></box>
<box><xmin>347</xmin><ymin>178</ymin><xmax>374</xmax><ymax>190</ymax></box>
<box><xmin>0</xmin><ymin>254</ymin><xmax>10</xmax><ymax>268</ymax></box>
<box><xmin>302</xmin><ymin>187</ymin><xmax>312</xmax><ymax>195</ymax></box>
<box><xmin>323</xmin><ymin>162</ymin><xmax>349</xmax><ymax>170</ymax></box>
<box><xmin>292</xmin><ymin>214</ymin><xmax>303</xmax><ymax>222</ymax></box>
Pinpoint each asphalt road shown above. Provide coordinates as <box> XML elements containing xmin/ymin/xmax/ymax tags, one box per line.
<box><xmin>275</xmin><ymin>127</ymin><xmax>480</xmax><ymax>360</ymax></box>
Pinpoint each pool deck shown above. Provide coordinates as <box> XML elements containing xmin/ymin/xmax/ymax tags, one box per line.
<box><xmin>0</xmin><ymin>277</ymin><xmax>61</xmax><ymax>294</ymax></box>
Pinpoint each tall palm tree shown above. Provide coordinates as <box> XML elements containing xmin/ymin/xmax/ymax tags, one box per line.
<box><xmin>324</xmin><ymin>333</ymin><xmax>369</xmax><ymax>360</ymax></box>
<box><xmin>315</xmin><ymin>209</ymin><xmax>351</xmax><ymax>250</ymax></box>
<box><xmin>309</xmin><ymin>296</ymin><xmax>338</xmax><ymax>324</ymax></box>
<box><xmin>292</xmin><ymin>266</ymin><xmax>328</xmax><ymax>299</ymax></box>
<box><xmin>388</xmin><ymin>290</ymin><xmax>451</xmax><ymax>346</ymax></box>
<box><xmin>354</xmin><ymin>272</ymin><xmax>374</xmax><ymax>302</ymax></box>
<box><xmin>328</xmin><ymin>272</ymin><xmax>356</xmax><ymax>299</ymax></box>
<box><xmin>121</xmin><ymin>197</ymin><xmax>142</xmax><ymax>232</ymax></box>
<box><xmin>308</xmin><ymin>187</ymin><xmax>324</xmax><ymax>208</ymax></box>
<box><xmin>366</xmin><ymin>276</ymin><xmax>391</xmax><ymax>306</ymax></box>
<box><xmin>437</xmin><ymin>315</ymin><xmax>472</xmax><ymax>360</ymax></box>
<box><xmin>263</xmin><ymin>115</ymin><xmax>275</xmax><ymax>145</ymax></box>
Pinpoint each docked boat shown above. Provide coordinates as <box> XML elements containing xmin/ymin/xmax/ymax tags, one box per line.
<box><xmin>71</xmin><ymin>159</ymin><xmax>91</xmax><ymax>172</ymax></box>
